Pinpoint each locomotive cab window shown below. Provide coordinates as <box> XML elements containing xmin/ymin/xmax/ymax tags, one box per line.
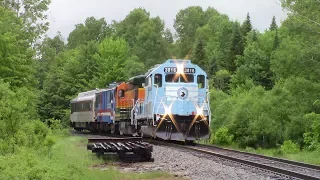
<box><xmin>109</xmin><ymin>92</ymin><xmax>113</xmax><ymax>103</ymax></box>
<box><xmin>165</xmin><ymin>74</ymin><xmax>178</xmax><ymax>83</ymax></box>
<box><xmin>118</xmin><ymin>89</ymin><xmax>125</xmax><ymax>98</ymax></box>
<box><xmin>154</xmin><ymin>74</ymin><xmax>162</xmax><ymax>87</ymax></box>
<box><xmin>197</xmin><ymin>75</ymin><xmax>205</xmax><ymax>88</ymax></box>
<box><xmin>180</xmin><ymin>74</ymin><xmax>194</xmax><ymax>83</ymax></box>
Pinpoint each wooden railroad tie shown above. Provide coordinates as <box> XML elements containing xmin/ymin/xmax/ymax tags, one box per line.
<box><xmin>87</xmin><ymin>137</ymin><xmax>153</xmax><ymax>162</ymax></box>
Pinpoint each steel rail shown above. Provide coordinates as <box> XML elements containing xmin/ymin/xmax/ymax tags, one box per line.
<box><xmin>196</xmin><ymin>144</ymin><xmax>320</xmax><ymax>171</ymax></box>
<box><xmin>150</xmin><ymin>140</ymin><xmax>320</xmax><ymax>180</ymax></box>
<box><xmin>74</xmin><ymin>130</ymin><xmax>320</xmax><ymax>179</ymax></box>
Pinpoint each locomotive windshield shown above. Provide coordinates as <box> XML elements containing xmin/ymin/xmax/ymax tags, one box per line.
<box><xmin>165</xmin><ymin>74</ymin><xmax>194</xmax><ymax>83</ymax></box>
<box><xmin>180</xmin><ymin>74</ymin><xmax>194</xmax><ymax>83</ymax></box>
<box><xmin>165</xmin><ymin>74</ymin><xmax>178</xmax><ymax>82</ymax></box>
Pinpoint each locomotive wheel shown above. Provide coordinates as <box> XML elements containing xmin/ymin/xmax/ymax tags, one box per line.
<box><xmin>111</xmin><ymin>124</ymin><xmax>120</xmax><ymax>135</ymax></box>
<box><xmin>185</xmin><ymin>140</ymin><xmax>195</xmax><ymax>145</ymax></box>
<box><xmin>74</xmin><ymin>128</ymin><xmax>82</xmax><ymax>132</ymax></box>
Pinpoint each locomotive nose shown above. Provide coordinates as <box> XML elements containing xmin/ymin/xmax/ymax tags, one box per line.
<box><xmin>154</xmin><ymin>116</ymin><xmax>210</xmax><ymax>141</ymax></box>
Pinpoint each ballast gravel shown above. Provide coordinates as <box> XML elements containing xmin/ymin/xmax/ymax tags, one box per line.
<box><xmin>115</xmin><ymin>145</ymin><xmax>275</xmax><ymax>180</ymax></box>
<box><xmin>74</xmin><ymin>132</ymin><xmax>278</xmax><ymax>180</ymax></box>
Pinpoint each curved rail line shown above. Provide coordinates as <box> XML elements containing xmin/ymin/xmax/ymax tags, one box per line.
<box><xmin>74</xmin><ymin>131</ymin><xmax>320</xmax><ymax>179</ymax></box>
<box><xmin>150</xmin><ymin>140</ymin><xmax>320</xmax><ymax>180</ymax></box>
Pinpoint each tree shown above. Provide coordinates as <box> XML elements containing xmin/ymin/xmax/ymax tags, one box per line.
<box><xmin>1</xmin><ymin>0</ymin><xmax>51</xmax><ymax>44</ymax></box>
<box><xmin>269</xmin><ymin>16</ymin><xmax>278</xmax><ymax>31</ymax></box>
<box><xmin>0</xmin><ymin>6</ymin><xmax>36</xmax><ymax>90</ymax></box>
<box><xmin>241</xmin><ymin>13</ymin><xmax>252</xmax><ymax>36</ymax></box>
<box><xmin>246</xmin><ymin>29</ymin><xmax>259</xmax><ymax>44</ymax></box>
<box><xmin>164</xmin><ymin>28</ymin><xmax>173</xmax><ymax>44</ymax></box>
<box><xmin>113</xmin><ymin>8</ymin><xmax>150</xmax><ymax>47</ymax></box>
<box><xmin>38</xmin><ymin>49</ymin><xmax>81</xmax><ymax>121</ymax></box>
<box><xmin>174</xmin><ymin>6</ymin><xmax>206</xmax><ymax>58</ymax></box>
<box><xmin>123</xmin><ymin>56</ymin><xmax>145</xmax><ymax>78</ymax></box>
<box><xmin>233</xmin><ymin>42</ymin><xmax>273</xmax><ymax>89</ymax></box>
<box><xmin>191</xmin><ymin>40</ymin><xmax>206</xmax><ymax>70</ymax></box>
<box><xmin>273</xmin><ymin>29</ymin><xmax>280</xmax><ymax>50</ymax></box>
<box><xmin>67</xmin><ymin>17</ymin><xmax>111</xmax><ymax>49</ymax></box>
<box><xmin>213</xmin><ymin>69</ymin><xmax>231</xmax><ymax>92</ymax></box>
<box><xmin>281</xmin><ymin>0</ymin><xmax>320</xmax><ymax>43</ymax></box>
<box><xmin>271</xmin><ymin>37</ymin><xmax>320</xmax><ymax>83</ymax></box>
<box><xmin>113</xmin><ymin>8</ymin><xmax>169</xmax><ymax>68</ymax></box>
<box><xmin>133</xmin><ymin>17</ymin><xmax>169</xmax><ymax>67</ymax></box>
<box><xmin>228</xmin><ymin>22</ymin><xmax>244</xmax><ymax>72</ymax></box>
<box><xmin>204</xmin><ymin>11</ymin><xmax>233</xmax><ymax>74</ymax></box>
<box><xmin>94</xmin><ymin>37</ymin><xmax>129</xmax><ymax>87</ymax></box>
<box><xmin>37</xmin><ymin>33</ymin><xmax>66</xmax><ymax>89</ymax></box>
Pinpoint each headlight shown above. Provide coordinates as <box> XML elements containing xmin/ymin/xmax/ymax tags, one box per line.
<box><xmin>196</xmin><ymin>107</ymin><xmax>203</xmax><ymax>115</ymax></box>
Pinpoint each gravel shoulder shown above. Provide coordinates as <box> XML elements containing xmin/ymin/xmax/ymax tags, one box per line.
<box><xmin>117</xmin><ymin>145</ymin><xmax>273</xmax><ymax>180</ymax></box>
<box><xmin>73</xmin><ymin>131</ymin><xmax>274</xmax><ymax>180</ymax></box>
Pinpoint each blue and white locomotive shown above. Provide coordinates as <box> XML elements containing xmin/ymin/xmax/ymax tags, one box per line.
<box><xmin>136</xmin><ymin>59</ymin><xmax>211</xmax><ymax>141</ymax></box>
<box><xmin>70</xmin><ymin>59</ymin><xmax>211</xmax><ymax>142</ymax></box>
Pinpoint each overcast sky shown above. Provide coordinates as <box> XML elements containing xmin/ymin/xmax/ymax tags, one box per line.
<box><xmin>46</xmin><ymin>0</ymin><xmax>287</xmax><ymax>39</ymax></box>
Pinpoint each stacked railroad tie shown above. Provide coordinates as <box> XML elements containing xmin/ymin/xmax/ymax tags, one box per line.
<box><xmin>87</xmin><ymin>137</ymin><xmax>153</xmax><ymax>162</ymax></box>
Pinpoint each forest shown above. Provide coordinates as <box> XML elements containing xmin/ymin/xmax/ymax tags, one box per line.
<box><xmin>0</xmin><ymin>0</ymin><xmax>320</xmax><ymax>178</ymax></box>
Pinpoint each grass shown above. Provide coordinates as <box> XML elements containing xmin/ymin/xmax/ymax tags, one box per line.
<box><xmin>201</xmin><ymin>141</ymin><xmax>320</xmax><ymax>166</ymax></box>
<box><xmin>243</xmin><ymin>147</ymin><xmax>320</xmax><ymax>165</ymax></box>
<box><xmin>0</xmin><ymin>132</ymin><xmax>179</xmax><ymax>180</ymax></box>
<box><xmin>50</xmin><ymin>135</ymin><xmax>176</xmax><ymax>180</ymax></box>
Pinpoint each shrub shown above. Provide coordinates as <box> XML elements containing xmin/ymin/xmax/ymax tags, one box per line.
<box><xmin>212</xmin><ymin>126</ymin><xmax>233</xmax><ymax>145</ymax></box>
<box><xmin>280</xmin><ymin>140</ymin><xmax>300</xmax><ymax>154</ymax></box>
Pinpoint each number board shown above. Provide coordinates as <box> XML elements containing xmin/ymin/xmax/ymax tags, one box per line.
<box><xmin>164</xmin><ymin>67</ymin><xmax>196</xmax><ymax>73</ymax></box>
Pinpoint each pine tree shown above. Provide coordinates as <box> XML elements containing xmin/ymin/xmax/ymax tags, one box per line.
<box><xmin>229</xmin><ymin>22</ymin><xmax>244</xmax><ymax>72</ymax></box>
<box><xmin>269</xmin><ymin>16</ymin><xmax>278</xmax><ymax>31</ymax></box>
<box><xmin>192</xmin><ymin>40</ymin><xmax>206</xmax><ymax>70</ymax></box>
<box><xmin>251</xmin><ymin>30</ymin><xmax>258</xmax><ymax>42</ymax></box>
<box><xmin>241</xmin><ymin>12</ymin><xmax>252</xmax><ymax>36</ymax></box>
<box><xmin>273</xmin><ymin>29</ymin><xmax>280</xmax><ymax>50</ymax></box>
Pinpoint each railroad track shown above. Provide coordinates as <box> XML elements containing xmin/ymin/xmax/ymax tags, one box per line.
<box><xmin>74</xmin><ymin>131</ymin><xmax>320</xmax><ymax>179</ymax></box>
<box><xmin>151</xmin><ymin>140</ymin><xmax>320</xmax><ymax>180</ymax></box>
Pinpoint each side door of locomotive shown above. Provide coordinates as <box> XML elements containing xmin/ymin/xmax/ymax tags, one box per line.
<box><xmin>106</xmin><ymin>90</ymin><xmax>115</xmax><ymax>122</ymax></box>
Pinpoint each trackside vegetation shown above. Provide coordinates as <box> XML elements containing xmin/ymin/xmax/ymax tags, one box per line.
<box><xmin>0</xmin><ymin>129</ymin><xmax>173</xmax><ymax>179</ymax></box>
<box><xmin>1</xmin><ymin>0</ymin><xmax>320</xmax><ymax>178</ymax></box>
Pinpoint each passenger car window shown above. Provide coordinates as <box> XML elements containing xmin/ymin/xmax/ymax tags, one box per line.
<box><xmin>197</xmin><ymin>75</ymin><xmax>205</xmax><ymax>88</ymax></box>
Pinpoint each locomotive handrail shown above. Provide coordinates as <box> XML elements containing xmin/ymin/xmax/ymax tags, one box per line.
<box><xmin>131</xmin><ymin>99</ymin><xmax>139</xmax><ymax>127</ymax></box>
<box><xmin>152</xmin><ymin>84</ymin><xmax>159</xmax><ymax>125</ymax></box>
<box><xmin>206</xmin><ymin>92</ymin><xmax>211</xmax><ymax>125</ymax></box>
<box><xmin>131</xmin><ymin>99</ymin><xmax>145</xmax><ymax>128</ymax></box>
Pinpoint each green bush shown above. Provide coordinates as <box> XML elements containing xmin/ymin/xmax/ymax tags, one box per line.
<box><xmin>212</xmin><ymin>126</ymin><xmax>233</xmax><ymax>145</ymax></box>
<box><xmin>280</xmin><ymin>140</ymin><xmax>300</xmax><ymax>154</ymax></box>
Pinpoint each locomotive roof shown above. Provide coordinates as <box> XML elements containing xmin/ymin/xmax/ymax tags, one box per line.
<box><xmin>145</xmin><ymin>59</ymin><xmax>193</xmax><ymax>77</ymax></box>
<box><xmin>70</xmin><ymin>87</ymin><xmax>115</xmax><ymax>103</ymax></box>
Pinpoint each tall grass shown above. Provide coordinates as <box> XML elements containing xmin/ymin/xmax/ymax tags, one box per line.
<box><xmin>0</xmin><ymin>132</ymin><xmax>173</xmax><ymax>180</ymax></box>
